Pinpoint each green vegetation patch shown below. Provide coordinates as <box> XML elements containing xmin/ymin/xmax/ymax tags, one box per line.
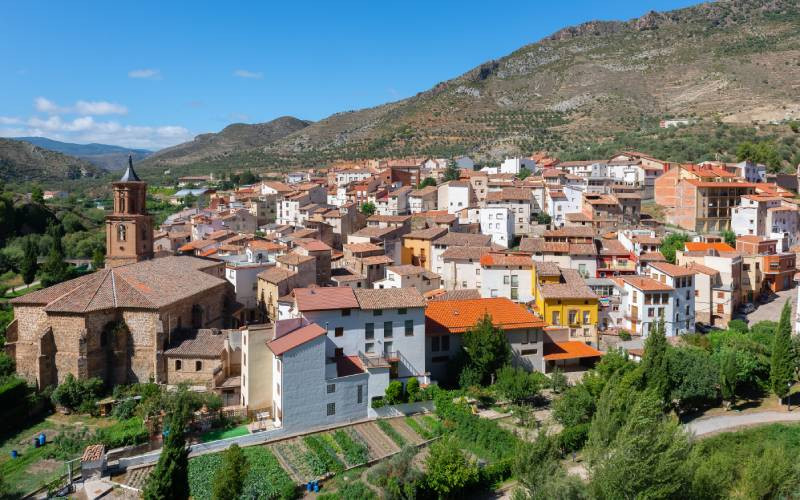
<box><xmin>188</xmin><ymin>446</ymin><xmax>295</xmax><ymax>500</ymax></box>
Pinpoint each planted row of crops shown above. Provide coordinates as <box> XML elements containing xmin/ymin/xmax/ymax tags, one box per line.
<box><xmin>188</xmin><ymin>447</ymin><xmax>295</xmax><ymax>500</ymax></box>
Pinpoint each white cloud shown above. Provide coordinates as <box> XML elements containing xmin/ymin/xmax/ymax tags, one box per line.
<box><xmin>34</xmin><ymin>97</ymin><xmax>127</xmax><ymax>115</ymax></box>
<box><xmin>128</xmin><ymin>68</ymin><xmax>161</xmax><ymax>80</ymax></box>
<box><xmin>0</xmin><ymin>115</ymin><xmax>192</xmax><ymax>150</ymax></box>
<box><xmin>233</xmin><ymin>69</ymin><xmax>263</xmax><ymax>79</ymax></box>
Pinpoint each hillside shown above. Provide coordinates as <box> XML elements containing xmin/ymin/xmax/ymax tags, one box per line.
<box><xmin>13</xmin><ymin>137</ymin><xmax>152</xmax><ymax>171</ymax></box>
<box><xmin>140</xmin><ymin>116</ymin><xmax>311</xmax><ymax>168</ymax></box>
<box><xmin>139</xmin><ymin>0</ymin><xmax>800</xmax><ymax>174</ymax></box>
<box><xmin>0</xmin><ymin>138</ymin><xmax>103</xmax><ymax>183</ymax></box>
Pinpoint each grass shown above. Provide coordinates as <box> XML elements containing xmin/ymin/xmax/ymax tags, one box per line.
<box><xmin>199</xmin><ymin>424</ymin><xmax>249</xmax><ymax>443</ymax></box>
<box><xmin>3</xmin><ymin>283</ymin><xmax>43</xmax><ymax>299</ymax></box>
<box><xmin>376</xmin><ymin>419</ymin><xmax>406</xmax><ymax>447</ymax></box>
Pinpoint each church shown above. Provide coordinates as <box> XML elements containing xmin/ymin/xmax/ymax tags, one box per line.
<box><xmin>5</xmin><ymin>161</ymin><xmax>236</xmax><ymax>388</ymax></box>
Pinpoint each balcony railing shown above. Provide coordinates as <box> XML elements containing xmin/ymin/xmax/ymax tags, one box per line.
<box><xmin>358</xmin><ymin>350</ymin><xmax>398</xmax><ymax>369</ymax></box>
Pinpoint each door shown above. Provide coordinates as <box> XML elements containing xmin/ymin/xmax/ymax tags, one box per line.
<box><xmin>631</xmin><ymin>305</ymin><xmax>638</xmax><ymax>331</ymax></box>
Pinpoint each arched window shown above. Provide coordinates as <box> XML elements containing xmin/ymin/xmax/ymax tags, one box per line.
<box><xmin>175</xmin><ymin>360</ymin><xmax>182</xmax><ymax>371</ymax></box>
<box><xmin>117</xmin><ymin>224</ymin><xmax>127</xmax><ymax>242</ymax></box>
<box><xmin>119</xmin><ymin>194</ymin><xmax>126</xmax><ymax>213</ymax></box>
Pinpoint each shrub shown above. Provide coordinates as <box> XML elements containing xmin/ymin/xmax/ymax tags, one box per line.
<box><xmin>618</xmin><ymin>330</ymin><xmax>632</xmax><ymax>341</ymax></box>
<box><xmin>51</xmin><ymin>373</ymin><xmax>104</xmax><ymax>412</ymax></box>
<box><xmin>371</xmin><ymin>396</ymin><xmax>386</xmax><ymax>409</ymax></box>
<box><xmin>95</xmin><ymin>417</ymin><xmax>148</xmax><ymax>449</ymax></box>
<box><xmin>494</xmin><ymin>365</ymin><xmax>546</xmax><ymax>403</ymax></box>
<box><xmin>385</xmin><ymin>381</ymin><xmax>405</xmax><ymax>405</ymax></box>
<box><xmin>434</xmin><ymin>390</ymin><xmax>517</xmax><ymax>461</ymax></box>
<box><xmin>425</xmin><ymin>437</ymin><xmax>479</xmax><ymax>498</ymax></box>
<box><xmin>549</xmin><ymin>368</ymin><xmax>569</xmax><ymax>394</ymax></box>
<box><xmin>558</xmin><ymin>423</ymin><xmax>590</xmax><ymax>453</ymax></box>
<box><xmin>406</xmin><ymin>378</ymin><xmax>420</xmax><ymax>402</ymax></box>
<box><xmin>377</xmin><ymin>419</ymin><xmax>406</xmax><ymax>447</ymax></box>
<box><xmin>318</xmin><ymin>481</ymin><xmax>376</xmax><ymax>500</ymax></box>
<box><xmin>212</xmin><ymin>444</ymin><xmax>248</xmax><ymax>500</ymax></box>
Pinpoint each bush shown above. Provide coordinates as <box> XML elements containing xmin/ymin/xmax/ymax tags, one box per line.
<box><xmin>434</xmin><ymin>390</ymin><xmax>517</xmax><ymax>461</ymax></box>
<box><xmin>406</xmin><ymin>378</ymin><xmax>420</xmax><ymax>402</ymax></box>
<box><xmin>371</xmin><ymin>396</ymin><xmax>385</xmax><ymax>409</ymax></box>
<box><xmin>51</xmin><ymin>374</ymin><xmax>104</xmax><ymax>412</ymax></box>
<box><xmin>558</xmin><ymin>423</ymin><xmax>589</xmax><ymax>453</ymax></box>
<box><xmin>618</xmin><ymin>330</ymin><xmax>632</xmax><ymax>341</ymax></box>
<box><xmin>494</xmin><ymin>365</ymin><xmax>546</xmax><ymax>403</ymax></box>
<box><xmin>95</xmin><ymin>417</ymin><xmax>148</xmax><ymax>448</ymax></box>
<box><xmin>425</xmin><ymin>437</ymin><xmax>479</xmax><ymax>498</ymax></box>
<box><xmin>0</xmin><ymin>352</ymin><xmax>15</xmax><ymax>377</ymax></box>
<box><xmin>549</xmin><ymin>368</ymin><xmax>569</xmax><ymax>394</ymax></box>
<box><xmin>385</xmin><ymin>381</ymin><xmax>405</xmax><ymax>405</ymax></box>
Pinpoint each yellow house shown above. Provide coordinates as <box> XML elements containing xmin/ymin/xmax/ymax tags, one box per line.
<box><xmin>401</xmin><ymin>227</ymin><xmax>447</xmax><ymax>270</ymax></box>
<box><xmin>532</xmin><ymin>261</ymin><xmax>599</xmax><ymax>346</ymax></box>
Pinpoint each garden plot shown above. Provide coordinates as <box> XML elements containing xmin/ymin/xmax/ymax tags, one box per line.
<box><xmin>352</xmin><ymin>421</ymin><xmax>400</xmax><ymax>458</ymax></box>
<box><xmin>388</xmin><ymin>417</ymin><xmax>426</xmax><ymax>446</ymax></box>
<box><xmin>270</xmin><ymin>439</ymin><xmax>317</xmax><ymax>483</ymax></box>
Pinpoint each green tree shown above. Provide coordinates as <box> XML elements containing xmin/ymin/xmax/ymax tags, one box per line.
<box><xmin>31</xmin><ymin>185</ymin><xmax>44</xmax><ymax>204</ymax></box>
<box><xmin>460</xmin><ymin>314</ymin><xmax>511</xmax><ymax>386</ymax></box>
<box><xmin>40</xmin><ymin>223</ymin><xmax>70</xmax><ymax>287</ymax></box>
<box><xmin>518</xmin><ymin>166</ymin><xmax>532</xmax><ymax>180</ymax></box>
<box><xmin>92</xmin><ymin>248</ymin><xmax>105</xmax><ymax>270</ymax></box>
<box><xmin>20</xmin><ymin>237</ymin><xmax>39</xmax><ymax>285</ymax></box>
<box><xmin>418</xmin><ymin>177</ymin><xmax>437</xmax><ymax>188</ymax></box>
<box><xmin>443</xmin><ymin>161</ymin><xmax>461</xmax><ymax>182</ymax></box>
<box><xmin>720</xmin><ymin>229</ymin><xmax>736</xmax><ymax>247</ymax></box>
<box><xmin>143</xmin><ymin>402</ymin><xmax>191</xmax><ymax>500</ymax></box>
<box><xmin>737</xmin><ymin>142</ymin><xmax>782</xmax><ymax>172</ymax></box>
<box><xmin>770</xmin><ymin>301</ymin><xmax>794</xmax><ymax>399</ymax></box>
<box><xmin>585</xmin><ymin>368</ymin><xmax>644</xmax><ymax>460</ymax></box>
<box><xmin>549</xmin><ymin>367</ymin><xmax>568</xmax><ymax>394</ymax></box>
<box><xmin>238</xmin><ymin>170</ymin><xmax>258</xmax><ymax>185</ymax></box>
<box><xmin>406</xmin><ymin>377</ymin><xmax>420</xmax><ymax>402</ymax></box>
<box><xmin>666</xmin><ymin>346</ymin><xmax>719</xmax><ymax>412</ymax></box>
<box><xmin>590</xmin><ymin>391</ymin><xmax>692</xmax><ymax>499</ymax></box>
<box><xmin>211</xmin><ymin>444</ymin><xmax>248</xmax><ymax>500</ymax></box>
<box><xmin>553</xmin><ymin>383</ymin><xmax>596</xmax><ymax>428</ymax></box>
<box><xmin>360</xmin><ymin>202</ymin><xmax>376</xmax><ymax>217</ymax></box>
<box><xmin>425</xmin><ymin>437</ymin><xmax>479</xmax><ymax>498</ymax></box>
<box><xmin>641</xmin><ymin>318</ymin><xmax>670</xmax><ymax>403</ymax></box>
<box><xmin>660</xmin><ymin>233</ymin><xmax>690</xmax><ymax>264</ymax></box>
<box><xmin>535</xmin><ymin>212</ymin><xmax>551</xmax><ymax>225</ymax></box>
<box><xmin>385</xmin><ymin>380</ymin><xmax>405</xmax><ymax>404</ymax></box>
<box><xmin>494</xmin><ymin>365</ymin><xmax>545</xmax><ymax>403</ymax></box>
<box><xmin>513</xmin><ymin>430</ymin><xmax>588</xmax><ymax>500</ymax></box>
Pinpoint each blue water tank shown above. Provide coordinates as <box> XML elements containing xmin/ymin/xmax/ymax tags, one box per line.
<box><xmin>38</xmin><ymin>433</ymin><xmax>46</xmax><ymax>446</ymax></box>
<box><xmin>10</xmin><ymin>450</ymin><xmax>18</xmax><ymax>459</ymax></box>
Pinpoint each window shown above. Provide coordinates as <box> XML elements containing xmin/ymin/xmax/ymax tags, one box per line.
<box><xmin>648</xmin><ymin>307</ymin><xmax>654</xmax><ymax>318</ymax></box>
<box><xmin>551</xmin><ymin>311</ymin><xmax>560</xmax><ymax>325</ymax></box>
<box><xmin>365</xmin><ymin>323</ymin><xmax>374</xmax><ymax>339</ymax></box>
<box><xmin>432</xmin><ymin>336</ymin><xmax>441</xmax><ymax>352</ymax></box>
<box><xmin>175</xmin><ymin>360</ymin><xmax>182</xmax><ymax>371</ymax></box>
<box><xmin>327</xmin><ymin>403</ymin><xmax>336</xmax><ymax>416</ymax></box>
<box><xmin>521</xmin><ymin>348</ymin><xmax>538</xmax><ymax>356</ymax></box>
<box><xmin>441</xmin><ymin>336</ymin><xmax>450</xmax><ymax>351</ymax></box>
<box><xmin>511</xmin><ymin>288</ymin><xmax>519</xmax><ymax>300</ymax></box>
<box><xmin>568</xmin><ymin>310</ymin><xmax>577</xmax><ymax>324</ymax></box>
<box><xmin>357</xmin><ymin>385</ymin><xmax>363</xmax><ymax>404</ymax></box>
<box><xmin>195</xmin><ymin>361</ymin><xmax>202</xmax><ymax>371</ymax></box>
<box><xmin>583</xmin><ymin>311</ymin><xmax>590</xmax><ymax>324</ymax></box>
<box><xmin>342</xmin><ymin>309</ymin><xmax>351</xmax><ymax>316</ymax></box>
<box><xmin>276</xmin><ymin>359</ymin><xmax>281</xmax><ymax>372</ymax></box>
<box><xmin>398</xmin><ymin>308</ymin><xmax>407</xmax><ymax>315</ymax></box>
<box><xmin>327</xmin><ymin>384</ymin><xmax>336</xmax><ymax>394</ymax></box>
<box><xmin>374</xmin><ymin>309</ymin><xmax>383</xmax><ymax>316</ymax></box>
<box><xmin>503</xmin><ymin>276</ymin><xmax>510</xmax><ymax>285</ymax></box>
<box><xmin>335</xmin><ymin>327</ymin><xmax>344</xmax><ymax>337</ymax></box>
<box><xmin>384</xmin><ymin>321</ymin><xmax>393</xmax><ymax>338</ymax></box>
<box><xmin>117</xmin><ymin>224</ymin><xmax>127</xmax><ymax>242</ymax></box>
<box><xmin>365</xmin><ymin>342</ymin><xmax>375</xmax><ymax>353</ymax></box>
<box><xmin>510</xmin><ymin>275</ymin><xmax>519</xmax><ymax>287</ymax></box>
<box><xmin>405</xmin><ymin>320</ymin><xmax>413</xmax><ymax>336</ymax></box>
<box><xmin>384</xmin><ymin>341</ymin><xmax>393</xmax><ymax>354</ymax></box>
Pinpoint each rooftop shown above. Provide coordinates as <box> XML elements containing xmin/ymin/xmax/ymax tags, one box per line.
<box><xmin>480</xmin><ymin>252</ymin><xmax>533</xmax><ymax>267</ymax></box>
<box><xmin>647</xmin><ymin>261</ymin><xmax>697</xmax><ymax>277</ymax></box>
<box><xmin>164</xmin><ymin>329</ymin><xmax>227</xmax><ymax>358</ymax></box>
<box><xmin>354</xmin><ymin>288</ymin><xmax>426</xmax><ymax>310</ymax></box>
<box><xmin>268</xmin><ymin>322</ymin><xmax>327</xmax><ymax>356</ymax></box>
<box><xmin>684</xmin><ymin>242</ymin><xmax>736</xmax><ymax>253</ymax></box>
<box><xmin>543</xmin><ymin>341</ymin><xmax>603</xmax><ymax>361</ymax></box>
<box><xmin>387</xmin><ymin>264</ymin><xmax>427</xmax><ymax>276</ymax></box>
<box><xmin>619</xmin><ymin>276</ymin><xmax>674</xmax><ymax>292</ymax></box>
<box><xmin>294</xmin><ymin>287</ymin><xmax>359</xmax><ymax>311</ymax></box>
<box><xmin>404</xmin><ymin>227</ymin><xmax>448</xmax><ymax>240</ymax></box>
<box><xmin>433</xmin><ymin>232</ymin><xmax>492</xmax><ymax>247</ymax></box>
<box><xmin>426</xmin><ymin>298</ymin><xmax>546</xmax><ymax>334</ymax></box>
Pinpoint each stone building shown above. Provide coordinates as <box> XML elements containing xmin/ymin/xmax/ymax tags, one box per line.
<box><xmin>5</xmin><ymin>163</ymin><xmax>236</xmax><ymax>388</ymax></box>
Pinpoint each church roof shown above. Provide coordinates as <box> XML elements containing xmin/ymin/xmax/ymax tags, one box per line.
<box><xmin>119</xmin><ymin>156</ymin><xmax>142</xmax><ymax>182</ymax></box>
<box><xmin>12</xmin><ymin>256</ymin><xmax>226</xmax><ymax>312</ymax></box>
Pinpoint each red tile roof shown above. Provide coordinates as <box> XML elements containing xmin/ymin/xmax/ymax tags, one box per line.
<box><xmin>480</xmin><ymin>252</ymin><xmax>533</xmax><ymax>267</ymax></box>
<box><xmin>294</xmin><ymin>287</ymin><xmax>359</xmax><ymax>311</ymax></box>
<box><xmin>647</xmin><ymin>261</ymin><xmax>697</xmax><ymax>277</ymax></box>
<box><xmin>426</xmin><ymin>298</ymin><xmax>546</xmax><ymax>334</ymax></box>
<box><xmin>543</xmin><ymin>341</ymin><xmax>603</xmax><ymax>361</ymax></box>
<box><xmin>268</xmin><ymin>322</ymin><xmax>327</xmax><ymax>355</ymax></box>
<box><xmin>684</xmin><ymin>242</ymin><xmax>736</xmax><ymax>252</ymax></box>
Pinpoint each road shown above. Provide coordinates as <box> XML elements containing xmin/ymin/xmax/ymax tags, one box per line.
<box><xmin>740</xmin><ymin>287</ymin><xmax>796</xmax><ymax>324</ymax></box>
<box><xmin>686</xmin><ymin>411</ymin><xmax>800</xmax><ymax>437</ymax></box>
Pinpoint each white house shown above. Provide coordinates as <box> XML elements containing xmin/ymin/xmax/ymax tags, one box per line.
<box><xmin>408</xmin><ymin>186</ymin><xmax>438</xmax><ymax>214</ymax></box>
<box><xmin>480</xmin><ymin>252</ymin><xmax>534</xmax><ymax>303</ymax></box>
<box><xmin>375</xmin><ymin>186</ymin><xmax>411</xmax><ymax>216</ymax></box>
<box><xmin>645</xmin><ymin>262</ymin><xmax>696</xmax><ymax>334</ymax></box>
<box><xmin>286</xmin><ymin>171</ymin><xmax>311</xmax><ymax>184</ymax></box>
<box><xmin>437</xmin><ymin>181</ymin><xmax>473</xmax><ymax>215</ymax></box>
<box><xmin>373</xmin><ymin>265</ymin><xmax>441</xmax><ymax>294</ymax></box>
<box><xmin>336</xmin><ymin>169</ymin><xmax>373</xmax><ymax>187</ymax></box>
<box><xmin>430</xmin><ymin>232</ymin><xmax>493</xmax><ymax>276</ymax></box>
<box><xmin>611</xmin><ymin>276</ymin><xmax>680</xmax><ymax>337</ymax></box>
<box><xmin>500</xmin><ymin>157</ymin><xmax>536</xmax><ymax>175</ymax></box>
<box><xmin>735</xmin><ymin>161</ymin><xmax>766</xmax><ymax>184</ymax></box>
<box><xmin>479</xmin><ymin>207</ymin><xmax>514</xmax><ymax>248</ymax></box>
<box><xmin>440</xmin><ymin>246</ymin><xmax>491</xmax><ymax>290</ymax></box>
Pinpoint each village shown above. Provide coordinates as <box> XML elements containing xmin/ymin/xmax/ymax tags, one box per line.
<box><xmin>4</xmin><ymin>149</ymin><xmax>800</xmax><ymax>498</ymax></box>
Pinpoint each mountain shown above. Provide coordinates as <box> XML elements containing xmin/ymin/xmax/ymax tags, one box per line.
<box><xmin>0</xmin><ymin>138</ymin><xmax>103</xmax><ymax>183</ymax></box>
<box><xmin>13</xmin><ymin>137</ymin><xmax>152</xmax><ymax>171</ymax></box>
<box><xmin>140</xmin><ymin>116</ymin><xmax>311</xmax><ymax>168</ymax></box>
<box><xmin>141</xmin><ymin>0</ymin><xmax>800</xmax><ymax>172</ymax></box>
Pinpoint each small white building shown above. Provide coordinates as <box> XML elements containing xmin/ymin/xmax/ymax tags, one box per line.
<box><xmin>437</xmin><ymin>181</ymin><xmax>473</xmax><ymax>215</ymax></box>
<box><xmin>440</xmin><ymin>246</ymin><xmax>491</xmax><ymax>290</ymax></box>
<box><xmin>373</xmin><ymin>265</ymin><xmax>441</xmax><ymax>295</ymax></box>
<box><xmin>408</xmin><ymin>186</ymin><xmax>438</xmax><ymax>214</ymax></box>
<box><xmin>735</xmin><ymin>161</ymin><xmax>766</xmax><ymax>184</ymax></box>
<box><xmin>500</xmin><ymin>157</ymin><xmax>536</xmax><ymax>175</ymax></box>
<box><xmin>375</xmin><ymin>186</ymin><xmax>411</xmax><ymax>216</ymax></box>
<box><xmin>645</xmin><ymin>262</ymin><xmax>696</xmax><ymax>334</ymax></box>
<box><xmin>286</xmin><ymin>171</ymin><xmax>311</xmax><ymax>184</ymax></box>
<box><xmin>480</xmin><ymin>252</ymin><xmax>534</xmax><ymax>303</ymax></box>
<box><xmin>611</xmin><ymin>276</ymin><xmax>680</xmax><ymax>337</ymax></box>
<box><xmin>479</xmin><ymin>207</ymin><xmax>514</xmax><ymax>248</ymax></box>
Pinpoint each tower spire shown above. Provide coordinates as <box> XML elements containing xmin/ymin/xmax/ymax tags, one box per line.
<box><xmin>119</xmin><ymin>154</ymin><xmax>141</xmax><ymax>182</ymax></box>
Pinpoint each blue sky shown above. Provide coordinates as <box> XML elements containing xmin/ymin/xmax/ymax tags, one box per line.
<box><xmin>0</xmin><ymin>0</ymin><xmax>699</xmax><ymax>150</ymax></box>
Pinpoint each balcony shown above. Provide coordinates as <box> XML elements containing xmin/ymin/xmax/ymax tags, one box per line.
<box><xmin>358</xmin><ymin>350</ymin><xmax>400</xmax><ymax>369</ymax></box>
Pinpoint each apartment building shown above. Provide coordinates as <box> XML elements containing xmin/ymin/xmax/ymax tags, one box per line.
<box><xmin>408</xmin><ymin>186</ymin><xmax>438</xmax><ymax>214</ymax></box>
<box><xmin>479</xmin><ymin>206</ymin><xmax>514</xmax><ymax>248</ymax></box>
<box><xmin>611</xmin><ymin>276</ymin><xmax>679</xmax><ymax>337</ymax></box>
<box><xmin>373</xmin><ymin>265</ymin><xmax>442</xmax><ymax>294</ymax></box>
<box><xmin>645</xmin><ymin>262</ymin><xmax>696</xmax><ymax>333</ymax></box>
<box><xmin>479</xmin><ymin>252</ymin><xmax>534</xmax><ymax>303</ymax></box>
<box><xmin>484</xmin><ymin>187</ymin><xmax>534</xmax><ymax>237</ymax></box>
<box><xmin>440</xmin><ymin>246</ymin><xmax>492</xmax><ymax>291</ymax></box>
<box><xmin>531</xmin><ymin>262</ymin><xmax>599</xmax><ymax>346</ymax></box>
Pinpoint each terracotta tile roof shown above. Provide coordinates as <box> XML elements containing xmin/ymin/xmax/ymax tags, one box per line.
<box><xmin>179</xmin><ymin>239</ymin><xmax>218</xmax><ymax>252</ymax></box>
<box><xmin>249</xmin><ymin>240</ymin><xmax>286</xmax><ymax>251</ymax></box>
<box><xmin>258</xmin><ymin>267</ymin><xmax>295</xmax><ymax>284</ymax></box>
<box><xmin>367</xmin><ymin>214</ymin><xmax>411</xmax><ymax>223</ymax></box>
<box><xmin>344</xmin><ymin>242</ymin><xmax>383</xmax><ymax>253</ymax></box>
<box><xmin>485</xmin><ymin>187</ymin><xmax>532</xmax><ymax>202</ymax></box>
<box><xmin>164</xmin><ymin>329</ymin><xmax>227</xmax><ymax>358</ymax></box>
<box><xmin>81</xmin><ymin>444</ymin><xmax>105</xmax><ymax>462</ymax></box>
<box><xmin>433</xmin><ymin>232</ymin><xmax>492</xmax><ymax>247</ymax></box>
<box><xmin>444</xmin><ymin>180</ymin><xmax>471</xmax><ymax>188</ymax></box>
<box><xmin>387</xmin><ymin>265</ymin><xmax>427</xmax><ymax>276</ymax></box>
<box><xmin>409</xmin><ymin>186</ymin><xmax>437</xmax><ymax>197</ymax></box>
<box><xmin>354</xmin><ymin>288</ymin><xmax>426</xmax><ymax>309</ymax></box>
<box><xmin>269</xmin><ymin>322</ymin><xmax>327</xmax><ymax>355</ymax></box>
<box><xmin>600</xmin><ymin>239</ymin><xmax>630</xmax><ymax>256</ymax></box>
<box><xmin>426</xmin><ymin>298</ymin><xmax>547</xmax><ymax>334</ymax></box>
<box><xmin>295</xmin><ymin>240</ymin><xmax>332</xmax><ymax>252</ymax></box>
<box><xmin>442</xmin><ymin>246</ymin><xmax>492</xmax><ymax>261</ymax></box>
<box><xmin>620</xmin><ymin>276</ymin><xmax>674</xmax><ymax>291</ymax></box>
<box><xmin>295</xmin><ymin>287</ymin><xmax>358</xmax><ymax>311</ymax></box>
<box><xmin>404</xmin><ymin>227</ymin><xmax>448</xmax><ymax>240</ymax></box>
<box><xmin>262</xmin><ymin>181</ymin><xmax>295</xmax><ymax>193</ymax></box>
<box><xmin>569</xmin><ymin>243</ymin><xmax>598</xmax><ymax>256</ymax></box>
<box><xmin>427</xmin><ymin>289</ymin><xmax>482</xmax><ymax>301</ymax></box>
<box><xmin>684</xmin><ymin>242</ymin><xmax>736</xmax><ymax>252</ymax></box>
<box><xmin>361</xmin><ymin>255</ymin><xmax>394</xmax><ymax>265</ymax></box>
<box><xmin>534</xmin><ymin>261</ymin><xmax>561</xmax><ymax>276</ymax></box>
<box><xmin>543</xmin><ymin>341</ymin><xmax>603</xmax><ymax>361</ymax></box>
<box><xmin>630</xmin><ymin>234</ymin><xmax>662</xmax><ymax>245</ymax></box>
<box><xmin>520</xmin><ymin>238</ymin><xmax>567</xmax><ymax>254</ymax></box>
<box><xmin>687</xmin><ymin>262</ymin><xmax>719</xmax><ymax>276</ymax></box>
<box><xmin>336</xmin><ymin>355</ymin><xmax>365</xmax><ymax>377</ymax></box>
<box><xmin>331</xmin><ymin>269</ymin><xmax>366</xmax><ymax>282</ymax></box>
<box><xmin>539</xmin><ymin>269</ymin><xmax>598</xmax><ymax>300</ymax></box>
<box><xmin>198</xmin><ymin>248</ymin><xmax>219</xmax><ymax>257</ymax></box>
<box><xmin>638</xmin><ymin>251</ymin><xmax>667</xmax><ymax>262</ymax></box>
<box><xmin>684</xmin><ymin>180</ymin><xmax>757</xmax><ymax>188</ymax></box>
<box><xmin>351</xmin><ymin>227</ymin><xmax>399</xmax><ymax>239</ymax></box>
<box><xmin>566</xmin><ymin>212</ymin><xmax>593</xmax><ymax>222</ymax></box>
<box><xmin>276</xmin><ymin>253</ymin><xmax>315</xmax><ymax>266</ymax></box>
<box><xmin>480</xmin><ymin>252</ymin><xmax>533</xmax><ymax>267</ymax></box>
<box><xmin>13</xmin><ymin>256</ymin><xmax>227</xmax><ymax>312</ymax></box>
<box><xmin>647</xmin><ymin>261</ymin><xmax>697</xmax><ymax>277</ymax></box>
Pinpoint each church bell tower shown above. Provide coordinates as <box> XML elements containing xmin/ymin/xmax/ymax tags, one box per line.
<box><xmin>105</xmin><ymin>156</ymin><xmax>154</xmax><ymax>268</ymax></box>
